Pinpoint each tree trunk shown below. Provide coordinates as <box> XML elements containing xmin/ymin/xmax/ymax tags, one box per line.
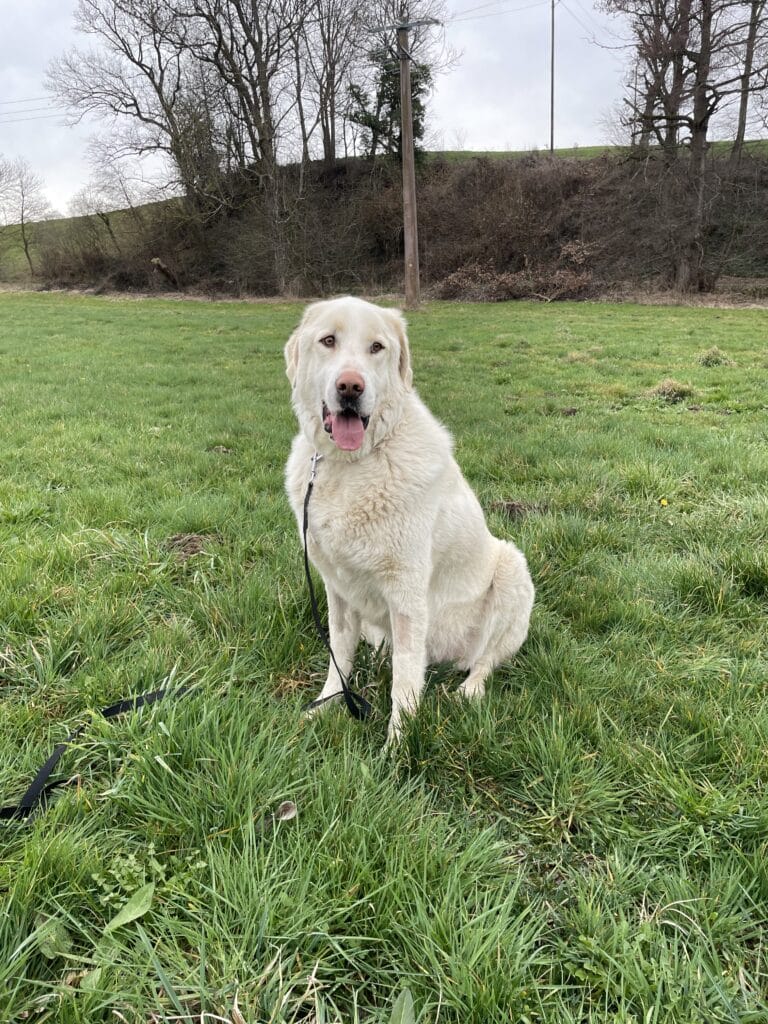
<box><xmin>19</xmin><ymin>219</ymin><xmax>34</xmax><ymax>275</ymax></box>
<box><xmin>730</xmin><ymin>0</ymin><xmax>764</xmax><ymax>167</ymax></box>
<box><xmin>663</xmin><ymin>0</ymin><xmax>692</xmax><ymax>161</ymax></box>
<box><xmin>673</xmin><ymin>0</ymin><xmax>713</xmax><ymax>292</ymax></box>
<box><xmin>293</xmin><ymin>37</ymin><xmax>311</xmax><ymax>167</ymax></box>
<box><xmin>263</xmin><ymin>161</ymin><xmax>289</xmax><ymax>294</ymax></box>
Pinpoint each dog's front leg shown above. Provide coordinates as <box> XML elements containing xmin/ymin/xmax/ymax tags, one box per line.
<box><xmin>310</xmin><ymin>585</ymin><xmax>361</xmax><ymax>711</ymax></box>
<box><xmin>386</xmin><ymin>592</ymin><xmax>428</xmax><ymax>745</ymax></box>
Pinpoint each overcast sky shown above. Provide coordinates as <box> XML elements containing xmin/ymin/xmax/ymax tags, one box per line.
<box><xmin>0</xmin><ymin>1</ymin><xmax>629</xmax><ymax>214</ymax></box>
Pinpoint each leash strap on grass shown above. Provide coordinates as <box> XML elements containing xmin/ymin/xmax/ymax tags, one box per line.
<box><xmin>301</xmin><ymin>454</ymin><xmax>371</xmax><ymax>721</ymax></box>
<box><xmin>0</xmin><ymin>686</ymin><xmax>191</xmax><ymax>822</ymax></box>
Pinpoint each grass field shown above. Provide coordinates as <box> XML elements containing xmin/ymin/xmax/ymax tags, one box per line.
<box><xmin>1</xmin><ymin>293</ymin><xmax>768</xmax><ymax>1022</ymax></box>
<box><xmin>432</xmin><ymin>139</ymin><xmax>768</xmax><ymax>162</ymax></box>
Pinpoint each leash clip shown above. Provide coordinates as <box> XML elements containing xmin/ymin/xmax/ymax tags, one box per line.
<box><xmin>309</xmin><ymin>451</ymin><xmax>323</xmax><ymax>485</ymax></box>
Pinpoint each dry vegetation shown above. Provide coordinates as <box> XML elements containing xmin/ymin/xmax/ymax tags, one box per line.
<box><xmin>9</xmin><ymin>150</ymin><xmax>768</xmax><ymax>303</ymax></box>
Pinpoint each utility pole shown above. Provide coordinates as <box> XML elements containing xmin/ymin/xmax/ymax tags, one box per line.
<box><xmin>550</xmin><ymin>0</ymin><xmax>555</xmax><ymax>153</ymax></box>
<box><xmin>398</xmin><ymin>22</ymin><xmax>420</xmax><ymax>309</ymax></box>
<box><xmin>382</xmin><ymin>14</ymin><xmax>438</xmax><ymax>310</ymax></box>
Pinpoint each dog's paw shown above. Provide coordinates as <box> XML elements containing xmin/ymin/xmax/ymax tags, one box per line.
<box><xmin>457</xmin><ymin>677</ymin><xmax>486</xmax><ymax>700</ymax></box>
<box><xmin>384</xmin><ymin>721</ymin><xmax>401</xmax><ymax>749</ymax></box>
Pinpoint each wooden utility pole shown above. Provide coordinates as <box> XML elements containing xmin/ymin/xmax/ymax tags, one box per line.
<box><xmin>397</xmin><ymin>23</ymin><xmax>421</xmax><ymax>303</ymax></box>
<box><xmin>382</xmin><ymin>14</ymin><xmax>438</xmax><ymax>310</ymax></box>
<box><xmin>398</xmin><ymin>22</ymin><xmax>420</xmax><ymax>309</ymax></box>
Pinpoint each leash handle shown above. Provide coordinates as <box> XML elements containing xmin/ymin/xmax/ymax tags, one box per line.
<box><xmin>302</xmin><ymin>458</ymin><xmax>371</xmax><ymax>721</ymax></box>
<box><xmin>0</xmin><ymin>686</ymin><xmax>192</xmax><ymax>822</ymax></box>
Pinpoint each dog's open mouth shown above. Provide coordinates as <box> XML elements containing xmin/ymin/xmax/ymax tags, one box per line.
<box><xmin>322</xmin><ymin>403</ymin><xmax>370</xmax><ymax>451</ymax></box>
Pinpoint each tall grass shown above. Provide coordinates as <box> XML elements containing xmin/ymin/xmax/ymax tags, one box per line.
<box><xmin>1</xmin><ymin>293</ymin><xmax>767</xmax><ymax>1022</ymax></box>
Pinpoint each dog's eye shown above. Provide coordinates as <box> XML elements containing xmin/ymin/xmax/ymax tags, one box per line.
<box><xmin>319</xmin><ymin>335</ymin><xmax>336</xmax><ymax>348</ymax></box>
<box><xmin>370</xmin><ymin>341</ymin><xmax>385</xmax><ymax>354</ymax></box>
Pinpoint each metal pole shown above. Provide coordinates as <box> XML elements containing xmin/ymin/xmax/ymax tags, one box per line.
<box><xmin>398</xmin><ymin>23</ymin><xmax>420</xmax><ymax>309</ymax></box>
<box><xmin>550</xmin><ymin>0</ymin><xmax>555</xmax><ymax>153</ymax></box>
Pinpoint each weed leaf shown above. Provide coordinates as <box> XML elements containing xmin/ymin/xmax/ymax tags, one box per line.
<box><xmin>389</xmin><ymin>988</ymin><xmax>415</xmax><ymax>1024</ymax></box>
<box><xmin>104</xmin><ymin>882</ymin><xmax>155</xmax><ymax>934</ymax></box>
<box><xmin>34</xmin><ymin>914</ymin><xmax>73</xmax><ymax>960</ymax></box>
<box><xmin>80</xmin><ymin>967</ymin><xmax>103</xmax><ymax>992</ymax></box>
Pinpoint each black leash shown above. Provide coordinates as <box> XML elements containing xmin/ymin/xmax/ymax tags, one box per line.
<box><xmin>1</xmin><ymin>685</ymin><xmax>192</xmax><ymax>822</ymax></box>
<box><xmin>2</xmin><ymin>451</ymin><xmax>367</xmax><ymax>822</ymax></box>
<box><xmin>301</xmin><ymin>452</ymin><xmax>371</xmax><ymax>720</ymax></box>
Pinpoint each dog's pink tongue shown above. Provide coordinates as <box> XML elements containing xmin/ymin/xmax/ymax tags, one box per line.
<box><xmin>331</xmin><ymin>413</ymin><xmax>365</xmax><ymax>451</ymax></box>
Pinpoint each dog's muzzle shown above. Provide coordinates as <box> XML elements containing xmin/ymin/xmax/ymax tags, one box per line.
<box><xmin>322</xmin><ymin>402</ymin><xmax>370</xmax><ymax>451</ymax></box>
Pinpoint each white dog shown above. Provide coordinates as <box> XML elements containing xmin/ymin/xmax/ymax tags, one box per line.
<box><xmin>284</xmin><ymin>297</ymin><xmax>534</xmax><ymax>743</ymax></box>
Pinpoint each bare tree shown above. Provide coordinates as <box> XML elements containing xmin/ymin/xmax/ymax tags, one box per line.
<box><xmin>729</xmin><ymin>0</ymin><xmax>768</xmax><ymax>164</ymax></box>
<box><xmin>296</xmin><ymin>0</ymin><xmax>366</xmax><ymax>165</ymax></box>
<box><xmin>605</xmin><ymin>0</ymin><xmax>768</xmax><ymax>156</ymax></box>
<box><xmin>176</xmin><ymin>0</ymin><xmax>303</xmax><ymax>179</ymax></box>
<box><xmin>85</xmin><ymin>137</ymin><xmax>156</xmax><ymax>223</ymax></box>
<box><xmin>0</xmin><ymin>156</ymin><xmax>11</xmax><ymax>213</ymax></box>
<box><xmin>1</xmin><ymin>159</ymin><xmax>55</xmax><ymax>275</ymax></box>
<box><xmin>604</xmin><ymin>0</ymin><xmax>768</xmax><ymax>289</ymax></box>
<box><xmin>70</xmin><ymin>183</ymin><xmax>126</xmax><ymax>254</ymax></box>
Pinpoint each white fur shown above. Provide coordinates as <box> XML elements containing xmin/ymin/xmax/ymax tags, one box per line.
<box><xmin>284</xmin><ymin>296</ymin><xmax>534</xmax><ymax>743</ymax></box>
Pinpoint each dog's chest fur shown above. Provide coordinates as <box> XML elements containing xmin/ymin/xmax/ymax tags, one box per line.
<box><xmin>286</xmin><ymin>392</ymin><xmax>460</xmax><ymax>617</ymax></box>
<box><xmin>293</xmin><ymin>448</ymin><xmax>429</xmax><ymax>574</ymax></box>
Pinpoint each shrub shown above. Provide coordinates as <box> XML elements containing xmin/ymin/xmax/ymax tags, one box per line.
<box><xmin>648</xmin><ymin>378</ymin><xmax>695</xmax><ymax>403</ymax></box>
<box><xmin>431</xmin><ymin>262</ymin><xmax>594</xmax><ymax>302</ymax></box>
<box><xmin>698</xmin><ymin>346</ymin><xmax>734</xmax><ymax>366</ymax></box>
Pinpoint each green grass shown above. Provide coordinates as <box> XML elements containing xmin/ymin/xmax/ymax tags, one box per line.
<box><xmin>1</xmin><ymin>293</ymin><xmax>768</xmax><ymax>1022</ymax></box>
<box><xmin>430</xmin><ymin>146</ymin><xmax>617</xmax><ymax>162</ymax></box>
<box><xmin>431</xmin><ymin>139</ymin><xmax>768</xmax><ymax>162</ymax></box>
<box><xmin>0</xmin><ymin>225</ymin><xmax>32</xmax><ymax>282</ymax></box>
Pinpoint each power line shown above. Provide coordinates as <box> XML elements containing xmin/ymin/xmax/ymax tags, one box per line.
<box><xmin>0</xmin><ymin>113</ymin><xmax>66</xmax><ymax>127</ymax></box>
<box><xmin>449</xmin><ymin>0</ymin><xmax>549</xmax><ymax>23</ymax></box>
<box><xmin>450</xmin><ymin>0</ymin><xmax>514</xmax><ymax>17</ymax></box>
<box><xmin>569</xmin><ymin>0</ymin><xmax>605</xmax><ymax>33</ymax></box>
<box><xmin>0</xmin><ymin>104</ymin><xmax>63</xmax><ymax>117</ymax></box>
<box><xmin>0</xmin><ymin>96</ymin><xmax>51</xmax><ymax>107</ymax></box>
<box><xmin>559</xmin><ymin>0</ymin><xmax>597</xmax><ymax>37</ymax></box>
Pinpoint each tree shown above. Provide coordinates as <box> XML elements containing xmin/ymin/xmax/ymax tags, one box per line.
<box><xmin>729</xmin><ymin>0</ymin><xmax>768</xmax><ymax>164</ymax></box>
<box><xmin>297</xmin><ymin>0</ymin><xmax>367</xmax><ymax>165</ymax></box>
<box><xmin>46</xmin><ymin>0</ymin><xmax>455</xmax><ymax>294</ymax></box>
<box><xmin>347</xmin><ymin>46</ymin><xmax>432</xmax><ymax>158</ymax></box>
<box><xmin>48</xmin><ymin>0</ymin><xmax>227</xmax><ymax>215</ymax></box>
<box><xmin>1</xmin><ymin>159</ymin><xmax>55</xmax><ymax>275</ymax></box>
<box><xmin>604</xmin><ymin>0</ymin><xmax>768</xmax><ymax>290</ymax></box>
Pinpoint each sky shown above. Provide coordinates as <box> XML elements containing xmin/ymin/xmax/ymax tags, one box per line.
<box><xmin>0</xmin><ymin>0</ymin><xmax>630</xmax><ymax>215</ymax></box>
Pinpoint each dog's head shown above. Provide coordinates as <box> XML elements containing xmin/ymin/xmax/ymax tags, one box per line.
<box><xmin>284</xmin><ymin>296</ymin><xmax>413</xmax><ymax>454</ymax></box>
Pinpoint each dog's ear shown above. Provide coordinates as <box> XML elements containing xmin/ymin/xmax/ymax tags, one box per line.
<box><xmin>285</xmin><ymin>302</ymin><xmax>325</xmax><ymax>386</ymax></box>
<box><xmin>388</xmin><ymin>308</ymin><xmax>413</xmax><ymax>390</ymax></box>
<box><xmin>284</xmin><ymin>328</ymin><xmax>300</xmax><ymax>387</ymax></box>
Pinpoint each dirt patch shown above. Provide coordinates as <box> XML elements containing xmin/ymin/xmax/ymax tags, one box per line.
<box><xmin>165</xmin><ymin>533</ymin><xmax>215</xmax><ymax>561</ymax></box>
<box><xmin>491</xmin><ymin>500</ymin><xmax>547</xmax><ymax>520</ymax></box>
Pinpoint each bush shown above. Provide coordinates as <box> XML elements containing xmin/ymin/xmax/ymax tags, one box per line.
<box><xmin>432</xmin><ymin>262</ymin><xmax>594</xmax><ymax>302</ymax></box>
<box><xmin>22</xmin><ymin>151</ymin><xmax>768</xmax><ymax>297</ymax></box>
<box><xmin>648</xmin><ymin>378</ymin><xmax>695</xmax><ymax>403</ymax></box>
<box><xmin>698</xmin><ymin>346</ymin><xmax>734</xmax><ymax>366</ymax></box>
